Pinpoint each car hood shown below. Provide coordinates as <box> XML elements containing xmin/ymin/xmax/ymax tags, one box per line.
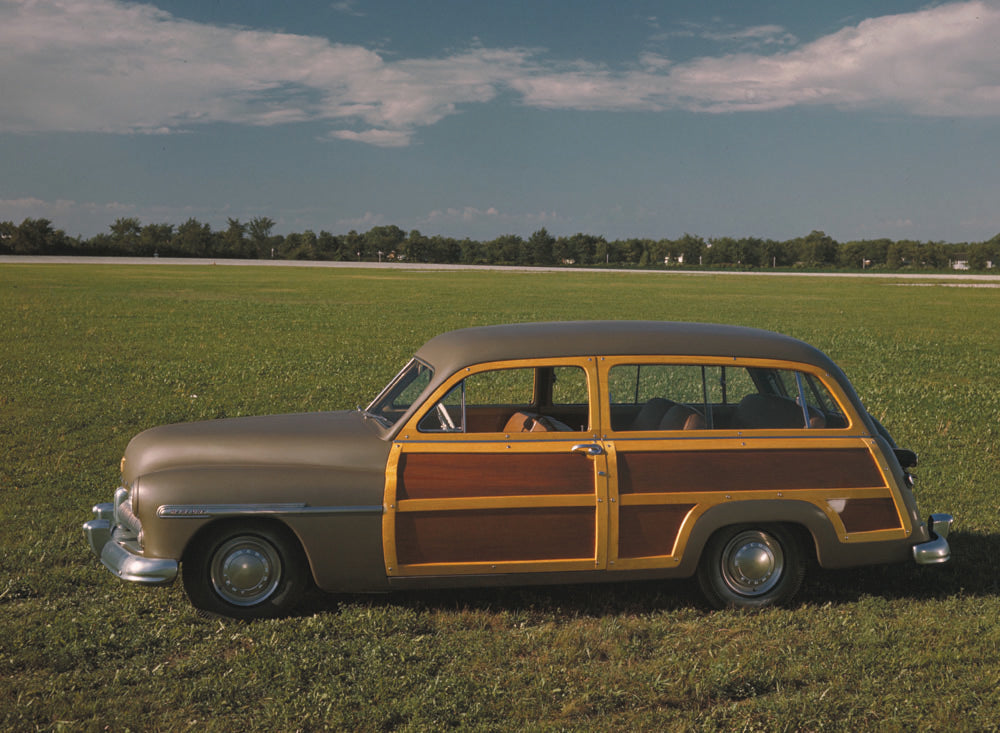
<box><xmin>121</xmin><ymin>410</ymin><xmax>390</xmax><ymax>481</ymax></box>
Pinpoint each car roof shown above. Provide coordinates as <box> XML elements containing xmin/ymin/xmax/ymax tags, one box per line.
<box><xmin>414</xmin><ymin>321</ymin><xmax>839</xmax><ymax>375</ymax></box>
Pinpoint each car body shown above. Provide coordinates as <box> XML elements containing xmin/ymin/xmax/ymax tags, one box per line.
<box><xmin>83</xmin><ymin>321</ymin><xmax>953</xmax><ymax>618</ymax></box>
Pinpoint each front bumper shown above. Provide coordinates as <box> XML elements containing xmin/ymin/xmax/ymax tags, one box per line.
<box><xmin>912</xmin><ymin>513</ymin><xmax>954</xmax><ymax>565</ymax></box>
<box><xmin>83</xmin><ymin>500</ymin><xmax>178</xmax><ymax>585</ymax></box>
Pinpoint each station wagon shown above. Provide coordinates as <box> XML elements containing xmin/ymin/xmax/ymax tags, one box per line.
<box><xmin>84</xmin><ymin>321</ymin><xmax>952</xmax><ymax>618</ymax></box>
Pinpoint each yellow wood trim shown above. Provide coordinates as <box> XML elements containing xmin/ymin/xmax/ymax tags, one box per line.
<box><xmin>394</xmin><ymin>558</ymin><xmax>600</xmax><ymax>576</ymax></box>
<box><xmin>861</xmin><ymin>437</ymin><xmax>913</xmax><ymax>536</ymax></box>
<box><xmin>396</xmin><ymin>494</ymin><xmax>596</xmax><ymax>512</ymax></box>
<box><xmin>392</xmin><ymin>439</ymin><xmax>602</xmax><ymax>454</ymax></box>
<box><xmin>595</xmin><ymin>354</ymin><xmax>864</xmax><ymax>435</ymax></box>
<box><xmin>593</xmin><ymin>449</ymin><xmax>609</xmax><ymax>570</ymax></box>
<box><xmin>395</xmin><ymin>356</ymin><xmax>602</xmax><ymax>439</ymax></box>
<box><xmin>617</xmin><ymin>487</ymin><xmax>894</xmax><ymax>506</ymax></box>
<box><xmin>382</xmin><ymin>443</ymin><xmax>402</xmax><ymax>575</ymax></box>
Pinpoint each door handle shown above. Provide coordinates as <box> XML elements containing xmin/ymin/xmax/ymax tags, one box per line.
<box><xmin>571</xmin><ymin>443</ymin><xmax>604</xmax><ymax>456</ymax></box>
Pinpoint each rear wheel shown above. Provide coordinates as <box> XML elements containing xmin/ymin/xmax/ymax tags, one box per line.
<box><xmin>183</xmin><ymin>522</ymin><xmax>307</xmax><ymax>619</ymax></box>
<box><xmin>697</xmin><ymin>525</ymin><xmax>805</xmax><ymax>609</ymax></box>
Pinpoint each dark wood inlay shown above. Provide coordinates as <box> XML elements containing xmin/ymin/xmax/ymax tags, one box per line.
<box><xmin>838</xmin><ymin>497</ymin><xmax>902</xmax><ymax>532</ymax></box>
<box><xmin>618</xmin><ymin>504</ymin><xmax>694</xmax><ymax>558</ymax></box>
<box><xmin>618</xmin><ymin>449</ymin><xmax>884</xmax><ymax>494</ymax></box>
<box><xmin>395</xmin><ymin>507</ymin><xmax>594</xmax><ymax>564</ymax></box>
<box><xmin>398</xmin><ymin>452</ymin><xmax>593</xmax><ymax>500</ymax></box>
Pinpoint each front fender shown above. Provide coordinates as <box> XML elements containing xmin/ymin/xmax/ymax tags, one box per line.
<box><xmin>135</xmin><ymin>464</ymin><xmax>389</xmax><ymax>592</ymax></box>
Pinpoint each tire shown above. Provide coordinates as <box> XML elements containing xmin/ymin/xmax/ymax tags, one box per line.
<box><xmin>696</xmin><ymin>524</ymin><xmax>805</xmax><ymax>609</ymax></box>
<box><xmin>182</xmin><ymin>521</ymin><xmax>307</xmax><ymax>619</ymax></box>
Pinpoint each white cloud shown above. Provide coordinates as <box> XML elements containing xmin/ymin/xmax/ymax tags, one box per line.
<box><xmin>328</xmin><ymin>129</ymin><xmax>413</xmax><ymax>147</ymax></box>
<box><xmin>420</xmin><ymin>206</ymin><xmax>562</xmax><ymax>235</ymax></box>
<box><xmin>2</xmin><ymin>0</ymin><xmax>1000</xmax><ymax>146</ymax></box>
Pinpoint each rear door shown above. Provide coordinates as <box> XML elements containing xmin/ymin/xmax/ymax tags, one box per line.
<box><xmin>598</xmin><ymin>356</ymin><xmax>913</xmax><ymax>571</ymax></box>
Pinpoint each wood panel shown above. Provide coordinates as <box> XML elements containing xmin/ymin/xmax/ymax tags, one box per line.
<box><xmin>618</xmin><ymin>449</ymin><xmax>885</xmax><ymax>494</ymax></box>
<box><xmin>398</xmin><ymin>452</ymin><xmax>593</xmax><ymax>500</ymax></box>
<box><xmin>618</xmin><ymin>504</ymin><xmax>694</xmax><ymax>558</ymax></box>
<box><xmin>838</xmin><ymin>497</ymin><xmax>902</xmax><ymax>532</ymax></box>
<box><xmin>395</xmin><ymin>507</ymin><xmax>595</xmax><ymax>564</ymax></box>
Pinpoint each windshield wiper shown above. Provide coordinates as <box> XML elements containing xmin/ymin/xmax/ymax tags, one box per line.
<box><xmin>357</xmin><ymin>405</ymin><xmax>391</xmax><ymax>427</ymax></box>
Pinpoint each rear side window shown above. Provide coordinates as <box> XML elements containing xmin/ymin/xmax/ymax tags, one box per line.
<box><xmin>609</xmin><ymin>363</ymin><xmax>847</xmax><ymax>431</ymax></box>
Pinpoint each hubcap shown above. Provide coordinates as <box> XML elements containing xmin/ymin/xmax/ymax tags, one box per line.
<box><xmin>210</xmin><ymin>536</ymin><xmax>282</xmax><ymax>607</ymax></box>
<box><xmin>720</xmin><ymin>530</ymin><xmax>784</xmax><ymax>597</ymax></box>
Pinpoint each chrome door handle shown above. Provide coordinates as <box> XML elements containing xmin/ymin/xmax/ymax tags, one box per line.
<box><xmin>571</xmin><ymin>443</ymin><xmax>604</xmax><ymax>456</ymax></box>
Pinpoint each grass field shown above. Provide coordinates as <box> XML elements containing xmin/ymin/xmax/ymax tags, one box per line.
<box><xmin>2</xmin><ymin>263</ymin><xmax>999</xmax><ymax>731</ymax></box>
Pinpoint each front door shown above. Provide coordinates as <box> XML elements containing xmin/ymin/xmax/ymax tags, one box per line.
<box><xmin>383</xmin><ymin>359</ymin><xmax>609</xmax><ymax>578</ymax></box>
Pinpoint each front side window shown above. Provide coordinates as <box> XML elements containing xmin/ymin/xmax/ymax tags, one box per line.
<box><xmin>418</xmin><ymin>364</ymin><xmax>591</xmax><ymax>434</ymax></box>
<box><xmin>364</xmin><ymin>359</ymin><xmax>434</xmax><ymax>427</ymax></box>
<box><xmin>609</xmin><ymin>362</ymin><xmax>847</xmax><ymax>432</ymax></box>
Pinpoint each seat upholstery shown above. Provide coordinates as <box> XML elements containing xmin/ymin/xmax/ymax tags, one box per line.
<box><xmin>630</xmin><ymin>397</ymin><xmax>675</xmax><ymax>430</ymax></box>
<box><xmin>659</xmin><ymin>404</ymin><xmax>706</xmax><ymax>431</ymax></box>
<box><xmin>734</xmin><ymin>394</ymin><xmax>808</xmax><ymax>429</ymax></box>
<box><xmin>503</xmin><ymin>411</ymin><xmax>572</xmax><ymax>432</ymax></box>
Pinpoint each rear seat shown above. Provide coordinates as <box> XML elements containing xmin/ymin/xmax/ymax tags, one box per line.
<box><xmin>659</xmin><ymin>404</ymin><xmax>706</xmax><ymax>430</ymax></box>
<box><xmin>734</xmin><ymin>393</ymin><xmax>824</xmax><ymax>429</ymax></box>
<box><xmin>629</xmin><ymin>398</ymin><xmax>676</xmax><ymax>430</ymax></box>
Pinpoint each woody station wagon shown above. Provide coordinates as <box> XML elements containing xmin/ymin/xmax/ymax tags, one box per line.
<box><xmin>84</xmin><ymin>321</ymin><xmax>952</xmax><ymax>618</ymax></box>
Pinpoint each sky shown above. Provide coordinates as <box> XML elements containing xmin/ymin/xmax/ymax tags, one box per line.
<box><xmin>2</xmin><ymin>0</ymin><xmax>1000</xmax><ymax>243</ymax></box>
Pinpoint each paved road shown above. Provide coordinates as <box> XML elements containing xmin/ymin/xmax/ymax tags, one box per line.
<box><xmin>3</xmin><ymin>254</ymin><xmax>999</xmax><ymax>282</ymax></box>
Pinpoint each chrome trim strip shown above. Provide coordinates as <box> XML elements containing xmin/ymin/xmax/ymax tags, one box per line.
<box><xmin>157</xmin><ymin>503</ymin><xmax>384</xmax><ymax>518</ymax></box>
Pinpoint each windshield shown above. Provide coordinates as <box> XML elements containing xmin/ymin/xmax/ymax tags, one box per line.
<box><xmin>363</xmin><ymin>358</ymin><xmax>434</xmax><ymax>428</ymax></box>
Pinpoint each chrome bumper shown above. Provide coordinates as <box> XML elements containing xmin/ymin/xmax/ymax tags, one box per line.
<box><xmin>912</xmin><ymin>513</ymin><xmax>954</xmax><ymax>565</ymax></box>
<box><xmin>83</xmin><ymin>501</ymin><xmax>178</xmax><ymax>585</ymax></box>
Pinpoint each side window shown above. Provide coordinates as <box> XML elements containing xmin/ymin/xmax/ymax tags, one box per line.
<box><xmin>418</xmin><ymin>365</ymin><xmax>590</xmax><ymax>434</ymax></box>
<box><xmin>609</xmin><ymin>363</ymin><xmax>846</xmax><ymax>431</ymax></box>
<box><xmin>551</xmin><ymin>366</ymin><xmax>589</xmax><ymax>406</ymax></box>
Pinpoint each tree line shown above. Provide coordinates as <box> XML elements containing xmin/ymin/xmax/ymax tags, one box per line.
<box><xmin>2</xmin><ymin>216</ymin><xmax>999</xmax><ymax>271</ymax></box>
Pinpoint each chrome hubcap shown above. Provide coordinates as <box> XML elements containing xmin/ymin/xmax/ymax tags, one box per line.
<box><xmin>210</xmin><ymin>536</ymin><xmax>282</xmax><ymax>607</ymax></box>
<box><xmin>720</xmin><ymin>530</ymin><xmax>784</xmax><ymax>596</ymax></box>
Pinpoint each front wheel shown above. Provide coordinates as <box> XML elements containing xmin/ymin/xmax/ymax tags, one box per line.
<box><xmin>697</xmin><ymin>525</ymin><xmax>805</xmax><ymax>609</ymax></box>
<box><xmin>183</xmin><ymin>522</ymin><xmax>307</xmax><ymax>619</ymax></box>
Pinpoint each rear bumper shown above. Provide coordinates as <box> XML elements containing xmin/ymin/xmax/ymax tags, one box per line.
<box><xmin>912</xmin><ymin>513</ymin><xmax>953</xmax><ymax>565</ymax></box>
<box><xmin>83</xmin><ymin>501</ymin><xmax>178</xmax><ymax>585</ymax></box>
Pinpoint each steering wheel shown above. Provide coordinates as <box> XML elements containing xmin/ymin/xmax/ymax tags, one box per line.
<box><xmin>436</xmin><ymin>403</ymin><xmax>457</xmax><ymax>431</ymax></box>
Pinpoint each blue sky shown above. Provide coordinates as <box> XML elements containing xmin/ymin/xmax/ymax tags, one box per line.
<box><xmin>2</xmin><ymin>0</ymin><xmax>999</xmax><ymax>243</ymax></box>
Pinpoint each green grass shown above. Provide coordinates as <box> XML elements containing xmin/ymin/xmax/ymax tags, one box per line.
<box><xmin>2</xmin><ymin>264</ymin><xmax>999</xmax><ymax>730</ymax></box>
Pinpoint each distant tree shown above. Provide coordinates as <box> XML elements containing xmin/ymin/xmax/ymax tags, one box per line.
<box><xmin>0</xmin><ymin>221</ymin><xmax>15</xmax><ymax>254</ymax></box>
<box><xmin>400</xmin><ymin>229</ymin><xmax>428</xmax><ymax>262</ymax></box>
<box><xmin>221</xmin><ymin>218</ymin><xmax>250</xmax><ymax>258</ymax></box>
<box><xmin>139</xmin><ymin>223</ymin><xmax>173</xmax><ymax>257</ymax></box>
<box><xmin>483</xmin><ymin>234</ymin><xmax>520</xmax><ymax>264</ymax></box>
<box><xmin>172</xmin><ymin>218</ymin><xmax>214</xmax><ymax>257</ymax></box>
<box><xmin>429</xmin><ymin>235</ymin><xmax>461</xmax><ymax>263</ymax></box>
<box><xmin>11</xmin><ymin>218</ymin><xmax>69</xmax><ymax>254</ymax></box>
<box><xmin>343</xmin><ymin>230</ymin><xmax>363</xmax><ymax>261</ymax></box>
<box><xmin>675</xmin><ymin>234</ymin><xmax>706</xmax><ymax>266</ymax></box>
<box><xmin>248</xmin><ymin>216</ymin><xmax>276</xmax><ymax>258</ymax></box>
<box><xmin>280</xmin><ymin>230</ymin><xmax>318</xmax><ymax>260</ymax></box>
<box><xmin>364</xmin><ymin>225</ymin><xmax>406</xmax><ymax>260</ymax></box>
<box><xmin>794</xmin><ymin>230</ymin><xmax>838</xmax><ymax>267</ymax></box>
<box><xmin>316</xmin><ymin>230</ymin><xmax>341</xmax><ymax>260</ymax></box>
<box><xmin>563</xmin><ymin>233</ymin><xmax>605</xmax><ymax>266</ymax></box>
<box><xmin>756</xmin><ymin>238</ymin><xmax>788</xmax><ymax>268</ymax></box>
<box><xmin>528</xmin><ymin>228</ymin><xmax>555</xmax><ymax>265</ymax></box>
<box><xmin>109</xmin><ymin>217</ymin><xmax>142</xmax><ymax>254</ymax></box>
